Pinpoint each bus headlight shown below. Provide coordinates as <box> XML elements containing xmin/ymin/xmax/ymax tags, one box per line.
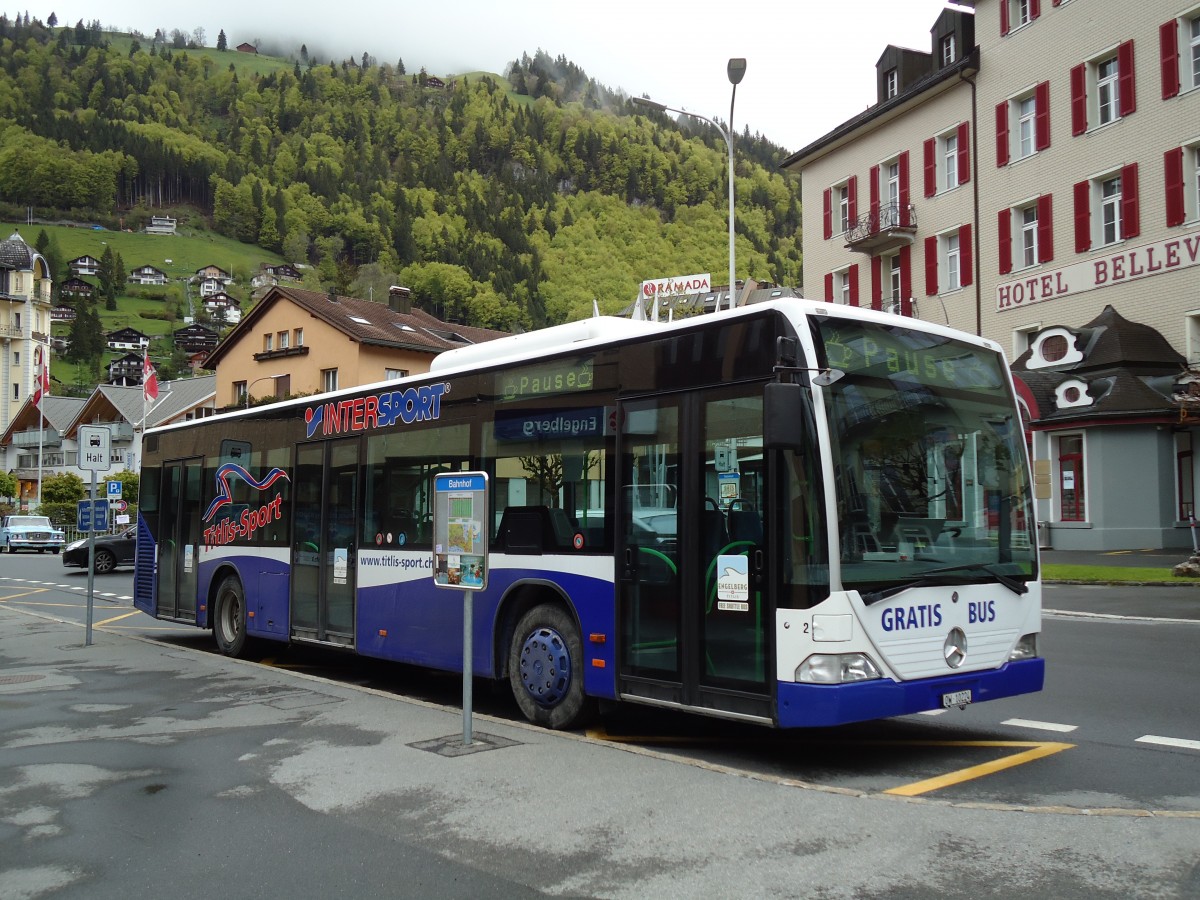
<box><xmin>1009</xmin><ymin>633</ymin><xmax>1039</xmax><ymax>661</ymax></box>
<box><xmin>796</xmin><ymin>653</ymin><xmax>882</xmax><ymax>684</ymax></box>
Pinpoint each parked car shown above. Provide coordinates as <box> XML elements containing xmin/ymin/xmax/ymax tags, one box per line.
<box><xmin>62</xmin><ymin>526</ymin><xmax>137</xmax><ymax>573</ymax></box>
<box><xmin>0</xmin><ymin>515</ymin><xmax>66</xmax><ymax>554</ymax></box>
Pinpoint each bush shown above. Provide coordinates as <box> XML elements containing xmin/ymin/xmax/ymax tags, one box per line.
<box><xmin>37</xmin><ymin>502</ymin><xmax>79</xmax><ymax>527</ymax></box>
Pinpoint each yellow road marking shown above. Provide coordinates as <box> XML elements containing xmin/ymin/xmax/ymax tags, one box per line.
<box><xmin>586</xmin><ymin>727</ymin><xmax>1074</xmax><ymax>797</ymax></box>
<box><xmin>884</xmin><ymin>741</ymin><xmax>1074</xmax><ymax>796</ymax></box>
<box><xmin>95</xmin><ymin>611</ymin><xmax>141</xmax><ymax>627</ymax></box>
<box><xmin>0</xmin><ymin>588</ymin><xmax>51</xmax><ymax>601</ymax></box>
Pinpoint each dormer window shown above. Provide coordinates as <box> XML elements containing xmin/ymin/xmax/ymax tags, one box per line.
<box><xmin>885</xmin><ymin>68</ymin><xmax>898</xmax><ymax>99</ymax></box>
<box><xmin>940</xmin><ymin>33</ymin><xmax>956</xmax><ymax>67</ymax></box>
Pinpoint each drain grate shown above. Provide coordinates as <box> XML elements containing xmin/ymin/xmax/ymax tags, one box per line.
<box><xmin>0</xmin><ymin>673</ymin><xmax>46</xmax><ymax>685</ymax></box>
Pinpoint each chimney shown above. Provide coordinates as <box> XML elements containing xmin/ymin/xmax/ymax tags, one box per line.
<box><xmin>388</xmin><ymin>285</ymin><xmax>412</xmax><ymax>315</ymax></box>
<box><xmin>327</xmin><ymin>288</ymin><xmax>338</xmax><ymax>303</ymax></box>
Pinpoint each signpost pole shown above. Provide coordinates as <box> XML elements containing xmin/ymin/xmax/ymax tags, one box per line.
<box><xmin>78</xmin><ymin>424</ymin><xmax>112</xmax><ymax>648</ymax></box>
<box><xmin>85</xmin><ymin>472</ymin><xmax>96</xmax><ymax>646</ymax></box>
<box><xmin>431</xmin><ymin>471</ymin><xmax>488</xmax><ymax>749</ymax></box>
<box><xmin>463</xmin><ymin>589</ymin><xmax>473</xmax><ymax>745</ymax></box>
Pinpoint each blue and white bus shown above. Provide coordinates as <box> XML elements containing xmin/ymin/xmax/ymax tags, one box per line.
<box><xmin>134</xmin><ymin>300</ymin><xmax>1043</xmax><ymax>729</ymax></box>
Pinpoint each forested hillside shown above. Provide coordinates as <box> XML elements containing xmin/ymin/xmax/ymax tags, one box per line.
<box><xmin>0</xmin><ymin>15</ymin><xmax>803</xmax><ymax>328</ymax></box>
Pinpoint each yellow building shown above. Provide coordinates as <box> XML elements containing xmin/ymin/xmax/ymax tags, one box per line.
<box><xmin>204</xmin><ymin>285</ymin><xmax>506</xmax><ymax>408</ymax></box>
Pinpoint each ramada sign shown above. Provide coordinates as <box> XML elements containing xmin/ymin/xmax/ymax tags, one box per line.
<box><xmin>997</xmin><ymin>228</ymin><xmax>1200</xmax><ymax>311</ymax></box>
<box><xmin>640</xmin><ymin>273</ymin><xmax>712</xmax><ymax>300</ymax></box>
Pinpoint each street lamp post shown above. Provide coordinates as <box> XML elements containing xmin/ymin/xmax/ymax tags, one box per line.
<box><xmin>245</xmin><ymin>374</ymin><xmax>283</xmax><ymax>408</ymax></box>
<box><xmin>633</xmin><ymin>58</ymin><xmax>746</xmax><ymax>312</ymax></box>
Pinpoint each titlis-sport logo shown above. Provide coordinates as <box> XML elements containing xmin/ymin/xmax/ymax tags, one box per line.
<box><xmin>304</xmin><ymin>383</ymin><xmax>449</xmax><ymax>438</ymax></box>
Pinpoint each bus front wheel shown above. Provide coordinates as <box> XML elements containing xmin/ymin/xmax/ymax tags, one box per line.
<box><xmin>213</xmin><ymin>576</ymin><xmax>249</xmax><ymax>657</ymax></box>
<box><xmin>508</xmin><ymin>604</ymin><xmax>593</xmax><ymax>730</ymax></box>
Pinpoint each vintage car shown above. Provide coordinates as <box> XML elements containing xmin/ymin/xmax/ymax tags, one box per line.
<box><xmin>0</xmin><ymin>515</ymin><xmax>66</xmax><ymax>554</ymax></box>
<box><xmin>62</xmin><ymin>526</ymin><xmax>137</xmax><ymax>573</ymax></box>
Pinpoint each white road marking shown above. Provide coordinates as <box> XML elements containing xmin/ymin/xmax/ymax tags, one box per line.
<box><xmin>1002</xmin><ymin>718</ymin><xmax>1078</xmax><ymax>733</ymax></box>
<box><xmin>917</xmin><ymin>709</ymin><xmax>948</xmax><ymax>716</ymax></box>
<box><xmin>1136</xmin><ymin>735</ymin><xmax>1200</xmax><ymax>752</ymax></box>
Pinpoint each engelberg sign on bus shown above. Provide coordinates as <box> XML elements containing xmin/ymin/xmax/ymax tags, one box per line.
<box><xmin>996</xmin><ymin>228</ymin><xmax>1200</xmax><ymax>312</ymax></box>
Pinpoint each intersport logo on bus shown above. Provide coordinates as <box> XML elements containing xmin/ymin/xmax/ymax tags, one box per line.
<box><xmin>304</xmin><ymin>383</ymin><xmax>450</xmax><ymax>438</ymax></box>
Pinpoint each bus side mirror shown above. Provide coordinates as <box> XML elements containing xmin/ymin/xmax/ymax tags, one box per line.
<box><xmin>764</xmin><ymin>382</ymin><xmax>806</xmax><ymax>450</ymax></box>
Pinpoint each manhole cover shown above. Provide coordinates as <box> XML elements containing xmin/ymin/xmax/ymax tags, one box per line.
<box><xmin>0</xmin><ymin>674</ymin><xmax>45</xmax><ymax>685</ymax></box>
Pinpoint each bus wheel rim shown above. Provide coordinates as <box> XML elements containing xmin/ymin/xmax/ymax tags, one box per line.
<box><xmin>518</xmin><ymin>626</ymin><xmax>570</xmax><ymax>707</ymax></box>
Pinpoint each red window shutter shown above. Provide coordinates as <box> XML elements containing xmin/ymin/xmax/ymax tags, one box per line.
<box><xmin>1165</xmin><ymin>147</ymin><xmax>1186</xmax><ymax>227</ymax></box>
<box><xmin>869</xmin><ymin>165</ymin><xmax>880</xmax><ymax>231</ymax></box>
<box><xmin>998</xmin><ymin>209</ymin><xmax>1013</xmax><ymax>275</ymax></box>
<box><xmin>823</xmin><ymin>188</ymin><xmax>832</xmax><ymax>240</ymax></box>
<box><xmin>871</xmin><ymin>255</ymin><xmax>883</xmax><ymax>310</ymax></box>
<box><xmin>1037</xmin><ymin>194</ymin><xmax>1054</xmax><ymax>262</ymax></box>
<box><xmin>848</xmin><ymin>176</ymin><xmax>858</xmax><ymax>224</ymax></box>
<box><xmin>824</xmin><ymin>272</ymin><xmax>834</xmax><ymax>302</ymax></box>
<box><xmin>1035</xmin><ymin>81</ymin><xmax>1051</xmax><ymax>150</ymax></box>
<box><xmin>957</xmin><ymin>122</ymin><xmax>970</xmax><ymax>184</ymax></box>
<box><xmin>899</xmin><ymin>245</ymin><xmax>912</xmax><ymax>310</ymax></box>
<box><xmin>923</xmin><ymin>138</ymin><xmax>937</xmax><ymax>196</ymax></box>
<box><xmin>1052</xmin><ymin>0</ymin><xmax>1061</xmax><ymax>5</ymax></box>
<box><xmin>995</xmin><ymin>101</ymin><xmax>1010</xmax><ymax>167</ymax></box>
<box><xmin>924</xmin><ymin>236</ymin><xmax>938</xmax><ymax>296</ymax></box>
<box><xmin>1073</xmin><ymin>180</ymin><xmax>1091</xmax><ymax>252</ymax></box>
<box><xmin>1118</xmin><ymin>40</ymin><xmax>1136</xmax><ymax>117</ymax></box>
<box><xmin>848</xmin><ymin>264</ymin><xmax>860</xmax><ymax>306</ymax></box>
<box><xmin>1161</xmin><ymin>21</ymin><xmax>1181</xmax><ymax>100</ymax></box>
<box><xmin>1070</xmin><ymin>64</ymin><xmax>1087</xmax><ymax>135</ymax></box>
<box><xmin>1030</xmin><ymin>0</ymin><xmax>1040</xmax><ymax>19</ymax></box>
<box><xmin>1001</xmin><ymin>0</ymin><xmax>1010</xmax><ymax>35</ymax></box>
<box><xmin>1121</xmin><ymin>162</ymin><xmax>1140</xmax><ymax>239</ymax></box>
<box><xmin>959</xmin><ymin>224</ymin><xmax>973</xmax><ymax>286</ymax></box>
<box><xmin>898</xmin><ymin>151</ymin><xmax>910</xmax><ymax>226</ymax></box>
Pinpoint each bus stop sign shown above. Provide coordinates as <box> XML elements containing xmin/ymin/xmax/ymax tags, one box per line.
<box><xmin>432</xmin><ymin>472</ymin><xmax>489</xmax><ymax>591</ymax></box>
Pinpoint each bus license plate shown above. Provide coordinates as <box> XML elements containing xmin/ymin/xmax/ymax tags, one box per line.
<box><xmin>942</xmin><ymin>689</ymin><xmax>972</xmax><ymax>708</ymax></box>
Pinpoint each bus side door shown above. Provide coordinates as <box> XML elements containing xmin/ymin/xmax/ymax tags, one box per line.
<box><xmin>157</xmin><ymin>457</ymin><xmax>203</xmax><ymax>622</ymax></box>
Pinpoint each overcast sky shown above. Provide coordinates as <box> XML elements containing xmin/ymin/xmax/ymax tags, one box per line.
<box><xmin>51</xmin><ymin>0</ymin><xmax>954</xmax><ymax>152</ymax></box>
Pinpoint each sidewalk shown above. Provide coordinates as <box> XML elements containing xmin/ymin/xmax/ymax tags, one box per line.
<box><xmin>3</xmin><ymin>606</ymin><xmax>1199</xmax><ymax>898</ymax></box>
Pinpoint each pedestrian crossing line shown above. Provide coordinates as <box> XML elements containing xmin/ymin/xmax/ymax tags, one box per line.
<box><xmin>1002</xmin><ymin>718</ymin><xmax>1078</xmax><ymax>734</ymax></box>
<box><xmin>1136</xmin><ymin>735</ymin><xmax>1200</xmax><ymax>752</ymax></box>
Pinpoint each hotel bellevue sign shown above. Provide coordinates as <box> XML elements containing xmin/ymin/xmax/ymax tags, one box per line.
<box><xmin>997</xmin><ymin>228</ymin><xmax>1200</xmax><ymax>311</ymax></box>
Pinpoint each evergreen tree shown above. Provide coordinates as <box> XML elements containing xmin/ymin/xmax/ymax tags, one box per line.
<box><xmin>217</xmin><ymin>29</ymin><xmax>226</xmax><ymax>51</ymax></box>
<box><xmin>47</xmin><ymin>11</ymin><xmax>56</xmax><ymax>27</ymax></box>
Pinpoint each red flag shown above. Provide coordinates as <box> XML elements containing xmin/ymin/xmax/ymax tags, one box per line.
<box><xmin>143</xmin><ymin>351</ymin><xmax>159</xmax><ymax>402</ymax></box>
<box><xmin>32</xmin><ymin>359</ymin><xmax>50</xmax><ymax>408</ymax></box>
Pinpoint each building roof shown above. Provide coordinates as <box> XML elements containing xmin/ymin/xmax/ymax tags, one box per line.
<box><xmin>0</xmin><ymin>231</ymin><xmax>36</xmax><ymax>269</ymax></box>
<box><xmin>203</xmin><ymin>285</ymin><xmax>506</xmax><ymax>369</ymax></box>
<box><xmin>782</xmin><ymin>48</ymin><xmax>979</xmax><ymax>169</ymax></box>
<box><xmin>64</xmin><ymin>375</ymin><xmax>216</xmax><ymax>437</ymax></box>
<box><xmin>1013</xmin><ymin>306</ymin><xmax>1185</xmax><ymax>426</ymax></box>
<box><xmin>0</xmin><ymin>396</ymin><xmax>87</xmax><ymax>442</ymax></box>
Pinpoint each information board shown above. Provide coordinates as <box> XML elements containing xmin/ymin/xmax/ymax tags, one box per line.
<box><xmin>432</xmin><ymin>472</ymin><xmax>488</xmax><ymax>591</ymax></box>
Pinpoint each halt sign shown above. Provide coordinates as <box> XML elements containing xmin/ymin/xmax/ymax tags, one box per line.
<box><xmin>79</xmin><ymin>425</ymin><xmax>112</xmax><ymax>473</ymax></box>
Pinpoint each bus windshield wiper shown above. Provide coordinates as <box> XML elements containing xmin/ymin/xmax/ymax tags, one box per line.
<box><xmin>860</xmin><ymin>563</ymin><xmax>1029</xmax><ymax>606</ymax></box>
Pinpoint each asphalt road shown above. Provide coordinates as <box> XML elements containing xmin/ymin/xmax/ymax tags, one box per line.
<box><xmin>5</xmin><ymin>553</ymin><xmax>1200</xmax><ymax>898</ymax></box>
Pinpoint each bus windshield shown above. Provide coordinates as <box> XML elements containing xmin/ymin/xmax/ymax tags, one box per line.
<box><xmin>814</xmin><ymin>317</ymin><xmax>1037</xmax><ymax>598</ymax></box>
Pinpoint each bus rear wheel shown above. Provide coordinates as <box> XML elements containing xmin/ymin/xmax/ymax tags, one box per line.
<box><xmin>508</xmin><ymin>604</ymin><xmax>593</xmax><ymax>730</ymax></box>
<box><xmin>213</xmin><ymin>575</ymin><xmax>249</xmax><ymax>657</ymax></box>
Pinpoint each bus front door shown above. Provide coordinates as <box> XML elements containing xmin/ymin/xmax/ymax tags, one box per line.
<box><xmin>291</xmin><ymin>438</ymin><xmax>359</xmax><ymax>647</ymax></box>
<box><xmin>617</xmin><ymin>388</ymin><xmax>772</xmax><ymax>723</ymax></box>
<box><xmin>157</xmin><ymin>457</ymin><xmax>203</xmax><ymax>622</ymax></box>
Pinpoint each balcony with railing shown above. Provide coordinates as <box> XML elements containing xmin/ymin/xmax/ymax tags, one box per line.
<box><xmin>13</xmin><ymin>427</ymin><xmax>62</xmax><ymax>449</ymax></box>
<box><xmin>846</xmin><ymin>202</ymin><xmax>918</xmax><ymax>255</ymax></box>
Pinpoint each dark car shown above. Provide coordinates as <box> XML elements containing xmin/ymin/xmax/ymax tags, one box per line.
<box><xmin>62</xmin><ymin>527</ymin><xmax>136</xmax><ymax>574</ymax></box>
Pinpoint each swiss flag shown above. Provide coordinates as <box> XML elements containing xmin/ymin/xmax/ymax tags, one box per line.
<box><xmin>143</xmin><ymin>350</ymin><xmax>159</xmax><ymax>402</ymax></box>
<box><xmin>32</xmin><ymin>359</ymin><xmax>50</xmax><ymax>408</ymax></box>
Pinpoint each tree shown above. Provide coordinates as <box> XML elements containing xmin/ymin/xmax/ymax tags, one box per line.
<box><xmin>0</xmin><ymin>470</ymin><xmax>17</xmax><ymax>503</ymax></box>
<box><xmin>41</xmin><ymin>472</ymin><xmax>85</xmax><ymax>504</ymax></box>
<box><xmin>47</xmin><ymin>11</ymin><xmax>57</xmax><ymax>27</ymax></box>
<box><xmin>217</xmin><ymin>29</ymin><xmax>226</xmax><ymax>51</ymax></box>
